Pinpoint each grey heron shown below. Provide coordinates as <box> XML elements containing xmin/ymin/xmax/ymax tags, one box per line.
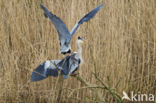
<box><xmin>30</xmin><ymin>36</ymin><xmax>83</xmax><ymax>82</ymax></box>
<box><xmin>40</xmin><ymin>4</ymin><xmax>103</xmax><ymax>54</ymax></box>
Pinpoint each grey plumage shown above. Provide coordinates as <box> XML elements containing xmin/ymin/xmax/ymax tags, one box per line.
<box><xmin>67</xmin><ymin>4</ymin><xmax>103</xmax><ymax>44</ymax></box>
<box><xmin>30</xmin><ymin>60</ymin><xmax>60</xmax><ymax>82</ymax></box>
<box><xmin>30</xmin><ymin>54</ymin><xmax>80</xmax><ymax>82</ymax></box>
<box><xmin>40</xmin><ymin>4</ymin><xmax>103</xmax><ymax>54</ymax></box>
<box><xmin>57</xmin><ymin>53</ymin><xmax>80</xmax><ymax>79</ymax></box>
<box><xmin>30</xmin><ymin>37</ymin><xmax>83</xmax><ymax>82</ymax></box>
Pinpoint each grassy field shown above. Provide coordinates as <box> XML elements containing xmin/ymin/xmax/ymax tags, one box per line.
<box><xmin>0</xmin><ymin>0</ymin><xmax>155</xmax><ymax>103</ymax></box>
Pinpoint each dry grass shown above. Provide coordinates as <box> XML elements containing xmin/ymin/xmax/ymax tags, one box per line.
<box><xmin>0</xmin><ymin>0</ymin><xmax>155</xmax><ymax>103</ymax></box>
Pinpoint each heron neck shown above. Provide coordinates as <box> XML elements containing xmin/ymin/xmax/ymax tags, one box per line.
<box><xmin>77</xmin><ymin>41</ymin><xmax>82</xmax><ymax>59</ymax></box>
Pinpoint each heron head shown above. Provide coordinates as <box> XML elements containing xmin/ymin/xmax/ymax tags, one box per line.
<box><xmin>77</xmin><ymin>36</ymin><xmax>83</xmax><ymax>43</ymax></box>
<box><xmin>61</xmin><ymin>49</ymin><xmax>71</xmax><ymax>55</ymax></box>
<box><xmin>60</xmin><ymin>42</ymin><xmax>71</xmax><ymax>55</ymax></box>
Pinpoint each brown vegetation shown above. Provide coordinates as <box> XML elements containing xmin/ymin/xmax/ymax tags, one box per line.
<box><xmin>0</xmin><ymin>0</ymin><xmax>155</xmax><ymax>103</ymax></box>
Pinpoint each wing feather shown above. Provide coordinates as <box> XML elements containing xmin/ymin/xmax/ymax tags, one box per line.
<box><xmin>40</xmin><ymin>4</ymin><xmax>70</xmax><ymax>44</ymax></box>
<box><xmin>66</xmin><ymin>4</ymin><xmax>103</xmax><ymax>44</ymax></box>
<box><xmin>30</xmin><ymin>60</ymin><xmax>61</xmax><ymax>82</ymax></box>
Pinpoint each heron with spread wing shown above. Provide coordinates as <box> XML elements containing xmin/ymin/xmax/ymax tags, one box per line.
<box><xmin>30</xmin><ymin>36</ymin><xmax>83</xmax><ymax>82</ymax></box>
<box><xmin>40</xmin><ymin>4</ymin><xmax>103</xmax><ymax>54</ymax></box>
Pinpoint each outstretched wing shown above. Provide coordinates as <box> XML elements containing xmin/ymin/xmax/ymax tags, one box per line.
<box><xmin>30</xmin><ymin>60</ymin><xmax>61</xmax><ymax>82</ymax></box>
<box><xmin>66</xmin><ymin>4</ymin><xmax>103</xmax><ymax>44</ymax></box>
<box><xmin>40</xmin><ymin>4</ymin><xmax>70</xmax><ymax>45</ymax></box>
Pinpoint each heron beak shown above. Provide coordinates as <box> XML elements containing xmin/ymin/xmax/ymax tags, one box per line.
<box><xmin>82</xmin><ymin>39</ymin><xmax>86</xmax><ymax>43</ymax></box>
<box><xmin>82</xmin><ymin>37</ymin><xmax>87</xmax><ymax>42</ymax></box>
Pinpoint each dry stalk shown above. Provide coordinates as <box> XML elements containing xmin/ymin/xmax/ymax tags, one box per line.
<box><xmin>72</xmin><ymin>74</ymin><xmax>105</xmax><ymax>102</ymax></box>
<box><xmin>55</xmin><ymin>71</ymin><xmax>64</xmax><ymax>103</ymax></box>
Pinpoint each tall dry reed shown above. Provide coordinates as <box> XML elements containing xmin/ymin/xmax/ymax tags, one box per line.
<box><xmin>0</xmin><ymin>0</ymin><xmax>155</xmax><ymax>103</ymax></box>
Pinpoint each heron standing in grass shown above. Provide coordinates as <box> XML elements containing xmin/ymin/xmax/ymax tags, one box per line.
<box><xmin>40</xmin><ymin>4</ymin><xmax>103</xmax><ymax>54</ymax></box>
<box><xmin>30</xmin><ymin>36</ymin><xmax>84</xmax><ymax>82</ymax></box>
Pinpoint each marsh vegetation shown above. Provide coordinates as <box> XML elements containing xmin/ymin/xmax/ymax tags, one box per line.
<box><xmin>0</xmin><ymin>0</ymin><xmax>155</xmax><ymax>103</ymax></box>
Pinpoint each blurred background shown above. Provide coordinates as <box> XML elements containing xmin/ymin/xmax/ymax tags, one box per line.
<box><xmin>0</xmin><ymin>0</ymin><xmax>155</xmax><ymax>103</ymax></box>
